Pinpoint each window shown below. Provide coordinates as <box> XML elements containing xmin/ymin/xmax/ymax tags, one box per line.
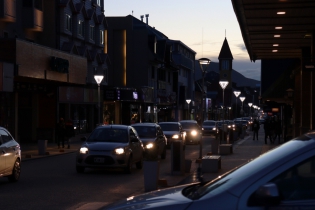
<box><xmin>222</xmin><ymin>60</ymin><xmax>229</xmax><ymax>70</ymax></box>
<box><xmin>100</xmin><ymin>30</ymin><xmax>104</xmax><ymax>45</ymax></box>
<box><xmin>0</xmin><ymin>129</ymin><xmax>13</xmax><ymax>143</ymax></box>
<box><xmin>97</xmin><ymin>0</ymin><xmax>101</xmax><ymax>6</ymax></box>
<box><xmin>90</xmin><ymin>25</ymin><xmax>95</xmax><ymax>41</ymax></box>
<box><xmin>78</xmin><ymin>20</ymin><xmax>84</xmax><ymax>36</ymax></box>
<box><xmin>65</xmin><ymin>14</ymin><xmax>72</xmax><ymax>32</ymax></box>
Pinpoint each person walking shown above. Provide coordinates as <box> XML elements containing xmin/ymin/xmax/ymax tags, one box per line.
<box><xmin>57</xmin><ymin>118</ymin><xmax>66</xmax><ymax>148</ymax></box>
<box><xmin>274</xmin><ymin>116</ymin><xmax>282</xmax><ymax>144</ymax></box>
<box><xmin>252</xmin><ymin>118</ymin><xmax>260</xmax><ymax>140</ymax></box>
<box><xmin>65</xmin><ymin>119</ymin><xmax>75</xmax><ymax>149</ymax></box>
<box><xmin>264</xmin><ymin>117</ymin><xmax>272</xmax><ymax>144</ymax></box>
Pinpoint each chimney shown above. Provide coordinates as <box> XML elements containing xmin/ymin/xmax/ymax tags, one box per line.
<box><xmin>145</xmin><ymin>14</ymin><xmax>149</xmax><ymax>25</ymax></box>
<box><xmin>140</xmin><ymin>15</ymin><xmax>144</xmax><ymax>22</ymax></box>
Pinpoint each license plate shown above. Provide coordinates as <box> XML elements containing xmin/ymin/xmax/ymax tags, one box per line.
<box><xmin>94</xmin><ymin>157</ymin><xmax>104</xmax><ymax>163</ymax></box>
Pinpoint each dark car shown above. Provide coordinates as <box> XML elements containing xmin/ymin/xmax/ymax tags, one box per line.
<box><xmin>158</xmin><ymin>122</ymin><xmax>186</xmax><ymax>148</ymax></box>
<box><xmin>76</xmin><ymin>125</ymin><xmax>144</xmax><ymax>174</ymax></box>
<box><xmin>201</xmin><ymin>120</ymin><xmax>218</xmax><ymax>136</ymax></box>
<box><xmin>131</xmin><ymin>123</ymin><xmax>167</xmax><ymax>160</ymax></box>
<box><xmin>104</xmin><ymin>131</ymin><xmax>315</xmax><ymax>209</ymax></box>
<box><xmin>179</xmin><ymin>120</ymin><xmax>202</xmax><ymax>144</ymax></box>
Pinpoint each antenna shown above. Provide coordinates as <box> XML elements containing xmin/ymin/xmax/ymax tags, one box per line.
<box><xmin>225</xmin><ymin>29</ymin><xmax>226</xmax><ymax>37</ymax></box>
<box><xmin>132</xmin><ymin>10</ymin><xmax>133</xmax><ymax>16</ymax></box>
<box><xmin>202</xmin><ymin>28</ymin><xmax>203</xmax><ymax>57</ymax></box>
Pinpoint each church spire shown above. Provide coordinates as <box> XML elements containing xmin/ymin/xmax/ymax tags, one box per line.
<box><xmin>218</xmin><ymin>38</ymin><xmax>233</xmax><ymax>60</ymax></box>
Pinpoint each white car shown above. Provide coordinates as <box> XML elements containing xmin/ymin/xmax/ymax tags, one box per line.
<box><xmin>104</xmin><ymin>130</ymin><xmax>315</xmax><ymax>209</ymax></box>
<box><xmin>0</xmin><ymin>127</ymin><xmax>21</xmax><ymax>182</ymax></box>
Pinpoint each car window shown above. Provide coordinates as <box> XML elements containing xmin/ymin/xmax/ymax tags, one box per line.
<box><xmin>203</xmin><ymin>121</ymin><xmax>215</xmax><ymax>126</ymax></box>
<box><xmin>181</xmin><ymin>123</ymin><xmax>199</xmax><ymax>130</ymax></box>
<box><xmin>87</xmin><ymin>128</ymin><xmax>128</xmax><ymax>143</ymax></box>
<box><xmin>159</xmin><ymin>124</ymin><xmax>179</xmax><ymax>131</ymax></box>
<box><xmin>0</xmin><ymin>129</ymin><xmax>13</xmax><ymax>143</ymax></box>
<box><xmin>132</xmin><ymin>126</ymin><xmax>156</xmax><ymax>138</ymax></box>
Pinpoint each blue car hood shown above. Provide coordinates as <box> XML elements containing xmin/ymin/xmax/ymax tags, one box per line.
<box><xmin>103</xmin><ymin>184</ymin><xmax>193</xmax><ymax>210</ymax></box>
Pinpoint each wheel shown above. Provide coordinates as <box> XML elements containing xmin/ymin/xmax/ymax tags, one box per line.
<box><xmin>136</xmin><ymin>158</ymin><xmax>143</xmax><ymax>169</ymax></box>
<box><xmin>8</xmin><ymin>160</ymin><xmax>21</xmax><ymax>182</ymax></box>
<box><xmin>76</xmin><ymin>165</ymin><xmax>85</xmax><ymax>173</ymax></box>
<box><xmin>161</xmin><ymin>146</ymin><xmax>166</xmax><ymax>159</ymax></box>
<box><xmin>124</xmin><ymin>157</ymin><xmax>132</xmax><ymax>174</ymax></box>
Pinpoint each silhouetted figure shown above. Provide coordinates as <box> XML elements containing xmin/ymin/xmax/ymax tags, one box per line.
<box><xmin>252</xmin><ymin>119</ymin><xmax>260</xmax><ymax>140</ymax></box>
<box><xmin>264</xmin><ymin>118</ymin><xmax>272</xmax><ymax>144</ymax></box>
<box><xmin>274</xmin><ymin>117</ymin><xmax>282</xmax><ymax>144</ymax></box>
<box><xmin>57</xmin><ymin>118</ymin><xmax>66</xmax><ymax>148</ymax></box>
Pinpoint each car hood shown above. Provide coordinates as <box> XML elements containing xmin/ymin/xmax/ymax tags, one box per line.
<box><xmin>103</xmin><ymin>184</ymin><xmax>193</xmax><ymax>210</ymax></box>
<box><xmin>139</xmin><ymin>137</ymin><xmax>157</xmax><ymax>143</ymax></box>
<box><xmin>83</xmin><ymin>142</ymin><xmax>128</xmax><ymax>150</ymax></box>
<box><xmin>163</xmin><ymin>131</ymin><xmax>180</xmax><ymax>135</ymax></box>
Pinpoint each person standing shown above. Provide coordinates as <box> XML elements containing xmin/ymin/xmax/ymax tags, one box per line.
<box><xmin>65</xmin><ymin>119</ymin><xmax>75</xmax><ymax>149</ymax></box>
<box><xmin>264</xmin><ymin>118</ymin><xmax>272</xmax><ymax>144</ymax></box>
<box><xmin>252</xmin><ymin>118</ymin><xmax>260</xmax><ymax>140</ymax></box>
<box><xmin>57</xmin><ymin>118</ymin><xmax>66</xmax><ymax>148</ymax></box>
<box><xmin>274</xmin><ymin>116</ymin><xmax>282</xmax><ymax>144</ymax></box>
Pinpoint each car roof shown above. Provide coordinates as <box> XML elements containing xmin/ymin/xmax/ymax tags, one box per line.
<box><xmin>98</xmin><ymin>124</ymin><xmax>130</xmax><ymax>129</ymax></box>
<box><xmin>179</xmin><ymin>120</ymin><xmax>197</xmax><ymax>122</ymax></box>
<box><xmin>131</xmin><ymin>123</ymin><xmax>159</xmax><ymax>127</ymax></box>
<box><xmin>158</xmin><ymin>122</ymin><xmax>180</xmax><ymax>125</ymax></box>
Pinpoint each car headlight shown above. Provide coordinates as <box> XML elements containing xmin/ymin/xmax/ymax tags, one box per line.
<box><xmin>172</xmin><ymin>134</ymin><xmax>179</xmax><ymax>139</ymax></box>
<box><xmin>115</xmin><ymin>148</ymin><xmax>125</xmax><ymax>155</ymax></box>
<box><xmin>228</xmin><ymin>125</ymin><xmax>231</xmax><ymax>128</ymax></box>
<box><xmin>145</xmin><ymin>143</ymin><xmax>154</xmax><ymax>149</ymax></box>
<box><xmin>212</xmin><ymin>127</ymin><xmax>216</xmax><ymax>130</ymax></box>
<box><xmin>79</xmin><ymin>147</ymin><xmax>89</xmax><ymax>154</ymax></box>
<box><xmin>191</xmin><ymin>130</ymin><xmax>197</xmax><ymax>136</ymax></box>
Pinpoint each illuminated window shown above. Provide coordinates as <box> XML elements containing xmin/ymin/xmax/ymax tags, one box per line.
<box><xmin>100</xmin><ymin>30</ymin><xmax>104</xmax><ymax>45</ymax></box>
<box><xmin>65</xmin><ymin>14</ymin><xmax>72</xmax><ymax>32</ymax></box>
<box><xmin>78</xmin><ymin>20</ymin><xmax>84</xmax><ymax>36</ymax></box>
<box><xmin>222</xmin><ymin>60</ymin><xmax>229</xmax><ymax>70</ymax></box>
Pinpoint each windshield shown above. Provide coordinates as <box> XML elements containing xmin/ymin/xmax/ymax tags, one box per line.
<box><xmin>202</xmin><ymin>121</ymin><xmax>215</xmax><ymax>126</ymax></box>
<box><xmin>88</xmin><ymin>128</ymin><xmax>128</xmax><ymax>143</ymax></box>
<box><xmin>181</xmin><ymin>123</ymin><xmax>199</xmax><ymax>130</ymax></box>
<box><xmin>159</xmin><ymin>124</ymin><xmax>179</xmax><ymax>131</ymax></box>
<box><xmin>132</xmin><ymin>126</ymin><xmax>156</xmax><ymax>138</ymax></box>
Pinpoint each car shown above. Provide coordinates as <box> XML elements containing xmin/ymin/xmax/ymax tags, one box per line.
<box><xmin>201</xmin><ymin>120</ymin><xmax>218</xmax><ymax>136</ymax></box>
<box><xmin>0</xmin><ymin>127</ymin><xmax>21</xmax><ymax>182</ymax></box>
<box><xmin>242</xmin><ymin>116</ymin><xmax>253</xmax><ymax>126</ymax></box>
<box><xmin>131</xmin><ymin>123</ymin><xmax>167</xmax><ymax>160</ymax></box>
<box><xmin>158</xmin><ymin>122</ymin><xmax>186</xmax><ymax>148</ymax></box>
<box><xmin>179</xmin><ymin>120</ymin><xmax>202</xmax><ymax>144</ymax></box>
<box><xmin>76</xmin><ymin>124</ymin><xmax>144</xmax><ymax>174</ymax></box>
<box><xmin>104</xmin><ymin>130</ymin><xmax>315</xmax><ymax>209</ymax></box>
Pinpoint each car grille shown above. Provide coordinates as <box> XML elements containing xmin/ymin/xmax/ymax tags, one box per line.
<box><xmin>85</xmin><ymin>155</ymin><xmax>115</xmax><ymax>165</ymax></box>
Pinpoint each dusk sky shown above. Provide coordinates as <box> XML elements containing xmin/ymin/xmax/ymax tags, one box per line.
<box><xmin>104</xmin><ymin>0</ymin><xmax>261</xmax><ymax>81</ymax></box>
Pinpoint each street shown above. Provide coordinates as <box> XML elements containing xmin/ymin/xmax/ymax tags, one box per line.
<box><xmin>0</xmin><ymin>135</ymin><xmax>215</xmax><ymax>210</ymax></box>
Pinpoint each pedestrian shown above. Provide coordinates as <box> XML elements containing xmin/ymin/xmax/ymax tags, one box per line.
<box><xmin>252</xmin><ymin>118</ymin><xmax>260</xmax><ymax>140</ymax></box>
<box><xmin>65</xmin><ymin>119</ymin><xmax>75</xmax><ymax>149</ymax></box>
<box><xmin>196</xmin><ymin>115</ymin><xmax>201</xmax><ymax>126</ymax></box>
<box><xmin>269</xmin><ymin>116</ymin><xmax>276</xmax><ymax>143</ymax></box>
<box><xmin>57</xmin><ymin>118</ymin><xmax>66</xmax><ymax>148</ymax></box>
<box><xmin>264</xmin><ymin>117</ymin><xmax>272</xmax><ymax>144</ymax></box>
<box><xmin>274</xmin><ymin>116</ymin><xmax>282</xmax><ymax>144</ymax></box>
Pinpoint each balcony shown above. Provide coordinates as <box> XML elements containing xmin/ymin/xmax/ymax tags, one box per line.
<box><xmin>0</xmin><ymin>0</ymin><xmax>16</xmax><ymax>22</ymax></box>
<box><xmin>23</xmin><ymin>7</ymin><xmax>43</xmax><ymax>32</ymax></box>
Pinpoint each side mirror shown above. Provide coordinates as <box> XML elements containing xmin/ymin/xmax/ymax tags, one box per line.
<box><xmin>253</xmin><ymin>183</ymin><xmax>281</xmax><ymax>206</ymax></box>
<box><xmin>81</xmin><ymin>136</ymin><xmax>87</xmax><ymax>141</ymax></box>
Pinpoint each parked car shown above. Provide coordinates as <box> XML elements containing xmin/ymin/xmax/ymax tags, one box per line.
<box><xmin>242</xmin><ymin>116</ymin><xmax>253</xmax><ymax>126</ymax></box>
<box><xmin>76</xmin><ymin>125</ymin><xmax>144</xmax><ymax>174</ymax></box>
<box><xmin>158</xmin><ymin>122</ymin><xmax>186</xmax><ymax>148</ymax></box>
<box><xmin>104</xmin><ymin>131</ymin><xmax>315</xmax><ymax>209</ymax></box>
<box><xmin>179</xmin><ymin>120</ymin><xmax>202</xmax><ymax>144</ymax></box>
<box><xmin>0</xmin><ymin>127</ymin><xmax>21</xmax><ymax>182</ymax></box>
<box><xmin>131</xmin><ymin>123</ymin><xmax>167</xmax><ymax>160</ymax></box>
<box><xmin>201</xmin><ymin>120</ymin><xmax>218</xmax><ymax>136</ymax></box>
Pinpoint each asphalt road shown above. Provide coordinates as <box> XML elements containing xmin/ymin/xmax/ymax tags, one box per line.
<box><xmin>0</xmin><ymin>136</ymin><xmax>214</xmax><ymax>210</ymax></box>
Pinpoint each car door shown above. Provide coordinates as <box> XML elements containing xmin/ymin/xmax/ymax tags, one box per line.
<box><xmin>0</xmin><ymin>129</ymin><xmax>15</xmax><ymax>175</ymax></box>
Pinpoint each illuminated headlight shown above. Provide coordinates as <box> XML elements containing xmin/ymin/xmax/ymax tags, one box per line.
<box><xmin>202</xmin><ymin>128</ymin><xmax>204</xmax><ymax>130</ymax></box>
<box><xmin>212</xmin><ymin>127</ymin><xmax>216</xmax><ymax>130</ymax></box>
<box><xmin>74</xmin><ymin>126</ymin><xmax>77</xmax><ymax>130</ymax></box>
<box><xmin>228</xmin><ymin>125</ymin><xmax>231</xmax><ymax>128</ymax></box>
<box><xmin>145</xmin><ymin>143</ymin><xmax>154</xmax><ymax>149</ymax></box>
<box><xmin>191</xmin><ymin>130</ymin><xmax>197</xmax><ymax>136</ymax></box>
<box><xmin>172</xmin><ymin>134</ymin><xmax>179</xmax><ymax>139</ymax></box>
<box><xmin>115</xmin><ymin>148</ymin><xmax>125</xmax><ymax>155</ymax></box>
<box><xmin>79</xmin><ymin>147</ymin><xmax>89</xmax><ymax>154</ymax></box>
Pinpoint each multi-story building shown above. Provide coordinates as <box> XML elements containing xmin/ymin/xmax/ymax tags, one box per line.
<box><xmin>0</xmin><ymin>0</ymin><xmax>108</xmax><ymax>143</ymax></box>
<box><xmin>105</xmin><ymin>15</ymin><xmax>195</xmax><ymax>124</ymax></box>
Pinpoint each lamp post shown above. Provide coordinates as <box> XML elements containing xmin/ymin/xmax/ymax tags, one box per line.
<box><xmin>240</xmin><ymin>96</ymin><xmax>245</xmax><ymax>116</ymax></box>
<box><xmin>198</xmin><ymin>58</ymin><xmax>211</xmax><ymax>182</ymax></box>
<box><xmin>233</xmin><ymin>91</ymin><xmax>241</xmax><ymax>118</ymax></box>
<box><xmin>94</xmin><ymin>75</ymin><xmax>104</xmax><ymax>125</ymax></box>
<box><xmin>248</xmin><ymin>103</ymin><xmax>253</xmax><ymax>117</ymax></box>
<box><xmin>186</xmin><ymin>99</ymin><xmax>191</xmax><ymax>120</ymax></box>
<box><xmin>219</xmin><ymin>81</ymin><xmax>229</xmax><ymax>120</ymax></box>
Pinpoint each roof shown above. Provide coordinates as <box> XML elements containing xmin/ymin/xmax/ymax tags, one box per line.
<box><xmin>232</xmin><ymin>0</ymin><xmax>315</xmax><ymax>61</ymax></box>
<box><xmin>218</xmin><ymin>38</ymin><xmax>233</xmax><ymax>60</ymax></box>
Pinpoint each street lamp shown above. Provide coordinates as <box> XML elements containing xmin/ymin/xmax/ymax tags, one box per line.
<box><xmin>248</xmin><ymin>103</ymin><xmax>253</xmax><ymax>117</ymax></box>
<box><xmin>240</xmin><ymin>96</ymin><xmax>245</xmax><ymax>116</ymax></box>
<box><xmin>186</xmin><ymin>99</ymin><xmax>191</xmax><ymax>120</ymax></box>
<box><xmin>198</xmin><ymin>58</ymin><xmax>211</xmax><ymax>122</ymax></box>
<box><xmin>219</xmin><ymin>81</ymin><xmax>229</xmax><ymax>120</ymax></box>
<box><xmin>198</xmin><ymin>58</ymin><xmax>210</xmax><ymax>182</ymax></box>
<box><xmin>94</xmin><ymin>74</ymin><xmax>104</xmax><ymax>125</ymax></box>
<box><xmin>233</xmin><ymin>91</ymin><xmax>241</xmax><ymax>118</ymax></box>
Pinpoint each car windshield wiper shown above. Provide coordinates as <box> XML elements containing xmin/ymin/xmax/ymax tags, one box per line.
<box><xmin>183</xmin><ymin>182</ymin><xmax>208</xmax><ymax>199</ymax></box>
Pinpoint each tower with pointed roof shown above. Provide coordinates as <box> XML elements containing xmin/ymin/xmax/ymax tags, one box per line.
<box><xmin>218</xmin><ymin>37</ymin><xmax>233</xmax><ymax>107</ymax></box>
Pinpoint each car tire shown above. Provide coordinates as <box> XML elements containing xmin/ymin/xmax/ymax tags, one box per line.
<box><xmin>124</xmin><ymin>156</ymin><xmax>132</xmax><ymax>174</ymax></box>
<box><xmin>161</xmin><ymin>146</ymin><xmax>166</xmax><ymax>159</ymax></box>
<box><xmin>136</xmin><ymin>158</ymin><xmax>143</xmax><ymax>169</ymax></box>
<box><xmin>76</xmin><ymin>165</ymin><xmax>85</xmax><ymax>173</ymax></box>
<box><xmin>8</xmin><ymin>160</ymin><xmax>21</xmax><ymax>182</ymax></box>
